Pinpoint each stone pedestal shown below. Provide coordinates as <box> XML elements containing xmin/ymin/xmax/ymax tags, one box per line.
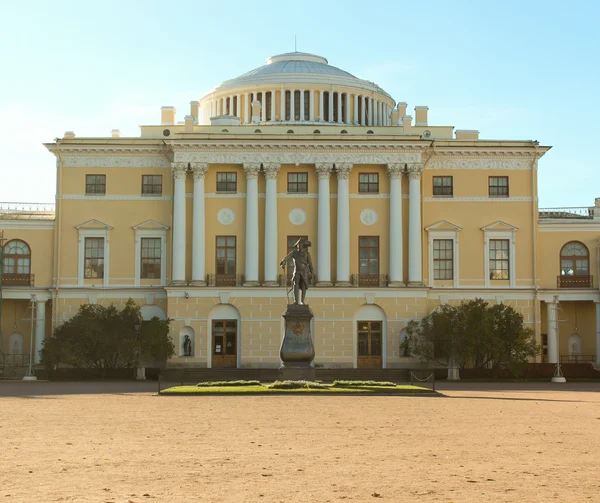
<box><xmin>279</xmin><ymin>304</ymin><xmax>315</xmax><ymax>381</ymax></box>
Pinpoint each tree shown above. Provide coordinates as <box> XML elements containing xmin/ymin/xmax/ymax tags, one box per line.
<box><xmin>41</xmin><ymin>299</ymin><xmax>174</xmax><ymax>374</ymax></box>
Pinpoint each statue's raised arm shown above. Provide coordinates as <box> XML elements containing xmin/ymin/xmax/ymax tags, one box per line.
<box><xmin>280</xmin><ymin>237</ymin><xmax>313</xmax><ymax>305</ymax></box>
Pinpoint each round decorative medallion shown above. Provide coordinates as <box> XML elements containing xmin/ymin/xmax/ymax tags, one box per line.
<box><xmin>289</xmin><ymin>208</ymin><xmax>307</xmax><ymax>226</ymax></box>
<box><xmin>218</xmin><ymin>208</ymin><xmax>235</xmax><ymax>225</ymax></box>
<box><xmin>360</xmin><ymin>209</ymin><xmax>378</xmax><ymax>226</ymax></box>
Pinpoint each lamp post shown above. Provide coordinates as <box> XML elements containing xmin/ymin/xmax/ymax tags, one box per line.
<box><xmin>134</xmin><ymin>321</ymin><xmax>145</xmax><ymax>380</ymax></box>
<box><xmin>23</xmin><ymin>295</ymin><xmax>38</xmax><ymax>380</ymax></box>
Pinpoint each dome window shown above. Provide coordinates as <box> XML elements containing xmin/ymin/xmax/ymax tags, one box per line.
<box><xmin>341</xmin><ymin>130</ymin><xmax>348</xmax><ymax>134</ymax></box>
<box><xmin>254</xmin><ymin>129</ymin><xmax>262</xmax><ymax>133</ymax></box>
<box><xmin>313</xmin><ymin>130</ymin><xmax>321</xmax><ymax>134</ymax></box>
<box><xmin>287</xmin><ymin>130</ymin><xmax>294</xmax><ymax>134</ymax></box>
<box><xmin>367</xmin><ymin>130</ymin><xmax>374</xmax><ymax>134</ymax></box>
<box><xmin>163</xmin><ymin>129</ymin><xmax>171</xmax><ymax>137</ymax></box>
<box><xmin>221</xmin><ymin>129</ymin><xmax>229</xmax><ymax>133</ymax></box>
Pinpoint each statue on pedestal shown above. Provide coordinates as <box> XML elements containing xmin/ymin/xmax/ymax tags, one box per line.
<box><xmin>280</xmin><ymin>237</ymin><xmax>314</xmax><ymax>305</ymax></box>
<box><xmin>183</xmin><ymin>334</ymin><xmax>192</xmax><ymax>357</ymax></box>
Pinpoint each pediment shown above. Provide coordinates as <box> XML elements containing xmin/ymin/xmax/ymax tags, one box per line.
<box><xmin>425</xmin><ymin>220</ymin><xmax>462</xmax><ymax>232</ymax></box>
<box><xmin>132</xmin><ymin>219</ymin><xmax>170</xmax><ymax>230</ymax></box>
<box><xmin>481</xmin><ymin>220</ymin><xmax>519</xmax><ymax>231</ymax></box>
<box><xmin>75</xmin><ymin>219</ymin><xmax>113</xmax><ymax>230</ymax></box>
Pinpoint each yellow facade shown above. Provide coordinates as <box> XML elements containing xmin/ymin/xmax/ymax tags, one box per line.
<box><xmin>2</xmin><ymin>51</ymin><xmax>599</xmax><ymax>371</ymax></box>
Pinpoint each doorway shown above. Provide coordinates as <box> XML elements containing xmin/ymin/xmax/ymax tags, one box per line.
<box><xmin>212</xmin><ymin>320</ymin><xmax>237</xmax><ymax>368</ymax></box>
<box><xmin>357</xmin><ymin>321</ymin><xmax>382</xmax><ymax>368</ymax></box>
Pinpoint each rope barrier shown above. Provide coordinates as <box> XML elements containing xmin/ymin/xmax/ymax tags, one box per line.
<box><xmin>410</xmin><ymin>371</ymin><xmax>436</xmax><ymax>392</ymax></box>
<box><xmin>410</xmin><ymin>372</ymin><xmax>434</xmax><ymax>382</ymax></box>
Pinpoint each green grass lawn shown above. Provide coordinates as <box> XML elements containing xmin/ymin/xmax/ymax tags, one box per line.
<box><xmin>159</xmin><ymin>384</ymin><xmax>436</xmax><ymax>395</ymax></box>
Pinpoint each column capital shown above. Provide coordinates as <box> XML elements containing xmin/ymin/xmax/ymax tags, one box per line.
<box><xmin>387</xmin><ymin>163</ymin><xmax>405</xmax><ymax>179</ymax></box>
<box><xmin>407</xmin><ymin>163</ymin><xmax>424</xmax><ymax>179</ymax></box>
<box><xmin>243</xmin><ymin>163</ymin><xmax>261</xmax><ymax>179</ymax></box>
<box><xmin>190</xmin><ymin>163</ymin><xmax>208</xmax><ymax>180</ymax></box>
<box><xmin>171</xmin><ymin>162</ymin><xmax>188</xmax><ymax>179</ymax></box>
<box><xmin>315</xmin><ymin>163</ymin><xmax>333</xmax><ymax>179</ymax></box>
<box><xmin>335</xmin><ymin>163</ymin><xmax>353</xmax><ymax>180</ymax></box>
<box><xmin>263</xmin><ymin>163</ymin><xmax>281</xmax><ymax>179</ymax></box>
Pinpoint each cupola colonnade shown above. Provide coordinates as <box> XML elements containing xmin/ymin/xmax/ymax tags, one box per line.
<box><xmin>204</xmin><ymin>89</ymin><xmax>393</xmax><ymax>126</ymax></box>
<box><xmin>170</xmin><ymin>160</ymin><xmax>424</xmax><ymax>288</ymax></box>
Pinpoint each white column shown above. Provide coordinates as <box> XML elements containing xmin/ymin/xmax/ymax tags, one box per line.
<box><xmin>319</xmin><ymin>90</ymin><xmax>324</xmax><ymax>121</ymax></box>
<box><xmin>596</xmin><ymin>302</ymin><xmax>600</xmax><ymax>364</ymax></box>
<box><xmin>309</xmin><ymin>90</ymin><xmax>315</xmax><ymax>121</ymax></box>
<box><xmin>263</xmin><ymin>163</ymin><xmax>280</xmax><ymax>286</ymax></box>
<box><xmin>271</xmin><ymin>90</ymin><xmax>276</xmax><ymax>121</ymax></box>
<box><xmin>344</xmin><ymin>93</ymin><xmax>350</xmax><ymax>123</ymax></box>
<box><xmin>299</xmin><ymin>89</ymin><xmax>305</xmax><ymax>121</ymax></box>
<box><xmin>34</xmin><ymin>299</ymin><xmax>47</xmax><ymax>364</ymax></box>
<box><xmin>368</xmin><ymin>97</ymin><xmax>374</xmax><ymax>126</ymax></box>
<box><xmin>328</xmin><ymin>91</ymin><xmax>334</xmax><ymax>122</ymax></box>
<box><xmin>315</xmin><ymin>163</ymin><xmax>333</xmax><ymax>286</ymax></box>
<box><xmin>373</xmin><ymin>98</ymin><xmax>378</xmax><ymax>126</ymax></box>
<box><xmin>336</xmin><ymin>92</ymin><xmax>342</xmax><ymax>123</ymax></box>
<box><xmin>336</xmin><ymin>163</ymin><xmax>353</xmax><ymax>286</ymax></box>
<box><xmin>353</xmin><ymin>94</ymin><xmax>358</xmax><ymax>124</ymax></box>
<box><xmin>171</xmin><ymin>163</ymin><xmax>187</xmax><ymax>285</ymax></box>
<box><xmin>191</xmin><ymin>163</ymin><xmax>208</xmax><ymax>286</ymax></box>
<box><xmin>236</xmin><ymin>94</ymin><xmax>241</xmax><ymax>117</ymax></box>
<box><xmin>211</xmin><ymin>99</ymin><xmax>215</xmax><ymax>117</ymax></box>
<box><xmin>547</xmin><ymin>297</ymin><xmax>559</xmax><ymax>364</ymax></box>
<box><xmin>244</xmin><ymin>163</ymin><xmax>260</xmax><ymax>286</ymax></box>
<box><xmin>360</xmin><ymin>96</ymin><xmax>366</xmax><ymax>125</ymax></box>
<box><xmin>244</xmin><ymin>92</ymin><xmax>250</xmax><ymax>123</ymax></box>
<box><xmin>229</xmin><ymin>95</ymin><xmax>234</xmax><ymax>115</ymax></box>
<box><xmin>407</xmin><ymin>163</ymin><xmax>424</xmax><ymax>286</ymax></box>
<box><xmin>261</xmin><ymin>92</ymin><xmax>266</xmax><ymax>122</ymax></box>
<box><xmin>388</xmin><ymin>164</ymin><xmax>404</xmax><ymax>287</ymax></box>
<box><xmin>290</xmin><ymin>89</ymin><xmax>295</xmax><ymax>121</ymax></box>
<box><xmin>280</xmin><ymin>89</ymin><xmax>286</xmax><ymax>121</ymax></box>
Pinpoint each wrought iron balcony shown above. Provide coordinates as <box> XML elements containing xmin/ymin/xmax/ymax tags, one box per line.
<box><xmin>560</xmin><ymin>354</ymin><xmax>596</xmax><ymax>364</ymax></box>
<box><xmin>2</xmin><ymin>273</ymin><xmax>35</xmax><ymax>287</ymax></box>
<box><xmin>539</xmin><ymin>207</ymin><xmax>598</xmax><ymax>220</ymax></box>
<box><xmin>207</xmin><ymin>274</ymin><xmax>244</xmax><ymax>287</ymax></box>
<box><xmin>557</xmin><ymin>275</ymin><xmax>593</xmax><ymax>288</ymax></box>
<box><xmin>351</xmin><ymin>274</ymin><xmax>389</xmax><ymax>288</ymax></box>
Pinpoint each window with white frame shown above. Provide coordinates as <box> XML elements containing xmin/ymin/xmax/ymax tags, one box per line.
<box><xmin>133</xmin><ymin>221</ymin><xmax>168</xmax><ymax>286</ymax></box>
<box><xmin>433</xmin><ymin>239</ymin><xmax>453</xmax><ymax>279</ymax></box>
<box><xmin>482</xmin><ymin>222</ymin><xmax>517</xmax><ymax>288</ymax></box>
<box><xmin>489</xmin><ymin>239</ymin><xmax>510</xmax><ymax>280</ymax></box>
<box><xmin>76</xmin><ymin>220</ymin><xmax>112</xmax><ymax>286</ymax></box>
<box><xmin>425</xmin><ymin>221</ymin><xmax>461</xmax><ymax>288</ymax></box>
<box><xmin>84</xmin><ymin>237</ymin><xmax>104</xmax><ymax>279</ymax></box>
<box><xmin>141</xmin><ymin>238</ymin><xmax>161</xmax><ymax>279</ymax></box>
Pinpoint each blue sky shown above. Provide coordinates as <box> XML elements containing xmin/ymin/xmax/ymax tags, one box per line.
<box><xmin>1</xmin><ymin>0</ymin><xmax>598</xmax><ymax>207</ymax></box>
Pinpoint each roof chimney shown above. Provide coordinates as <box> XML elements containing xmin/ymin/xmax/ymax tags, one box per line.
<box><xmin>455</xmin><ymin>130</ymin><xmax>480</xmax><ymax>140</ymax></box>
<box><xmin>111</xmin><ymin>129</ymin><xmax>120</xmax><ymax>138</ymax></box>
<box><xmin>64</xmin><ymin>131</ymin><xmax>76</xmax><ymax>139</ymax></box>
<box><xmin>184</xmin><ymin>115</ymin><xmax>194</xmax><ymax>133</ymax></box>
<box><xmin>415</xmin><ymin>106</ymin><xmax>428</xmax><ymax>126</ymax></box>
<box><xmin>161</xmin><ymin>106</ymin><xmax>176</xmax><ymax>125</ymax></box>
<box><xmin>396</xmin><ymin>102</ymin><xmax>407</xmax><ymax>122</ymax></box>
<box><xmin>190</xmin><ymin>101</ymin><xmax>199</xmax><ymax>122</ymax></box>
<box><xmin>402</xmin><ymin>115</ymin><xmax>412</xmax><ymax>131</ymax></box>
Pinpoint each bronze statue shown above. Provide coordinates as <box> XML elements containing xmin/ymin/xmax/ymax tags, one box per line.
<box><xmin>183</xmin><ymin>334</ymin><xmax>192</xmax><ymax>356</ymax></box>
<box><xmin>280</xmin><ymin>237</ymin><xmax>314</xmax><ymax>305</ymax></box>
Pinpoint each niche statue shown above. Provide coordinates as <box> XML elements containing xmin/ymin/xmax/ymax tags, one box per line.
<box><xmin>280</xmin><ymin>237</ymin><xmax>314</xmax><ymax>305</ymax></box>
<box><xmin>183</xmin><ymin>334</ymin><xmax>193</xmax><ymax>357</ymax></box>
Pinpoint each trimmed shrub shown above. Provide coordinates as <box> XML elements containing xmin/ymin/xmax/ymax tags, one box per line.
<box><xmin>196</xmin><ymin>380</ymin><xmax>261</xmax><ymax>387</ymax></box>
<box><xmin>267</xmin><ymin>380</ymin><xmax>330</xmax><ymax>389</ymax></box>
<box><xmin>332</xmin><ymin>380</ymin><xmax>397</xmax><ymax>387</ymax></box>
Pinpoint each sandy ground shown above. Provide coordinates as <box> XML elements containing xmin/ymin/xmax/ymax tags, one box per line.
<box><xmin>1</xmin><ymin>381</ymin><xmax>600</xmax><ymax>503</ymax></box>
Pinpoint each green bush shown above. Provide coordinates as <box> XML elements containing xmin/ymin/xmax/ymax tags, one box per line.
<box><xmin>332</xmin><ymin>380</ymin><xmax>397</xmax><ymax>387</ymax></box>
<box><xmin>267</xmin><ymin>380</ymin><xmax>330</xmax><ymax>389</ymax></box>
<box><xmin>196</xmin><ymin>380</ymin><xmax>261</xmax><ymax>387</ymax></box>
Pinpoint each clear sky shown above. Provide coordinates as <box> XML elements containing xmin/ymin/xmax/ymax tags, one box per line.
<box><xmin>1</xmin><ymin>0</ymin><xmax>598</xmax><ymax>208</ymax></box>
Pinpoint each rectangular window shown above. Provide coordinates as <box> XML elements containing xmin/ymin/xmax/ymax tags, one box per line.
<box><xmin>141</xmin><ymin>238</ymin><xmax>161</xmax><ymax>279</ymax></box>
<box><xmin>359</xmin><ymin>236</ymin><xmax>379</xmax><ymax>286</ymax></box>
<box><xmin>433</xmin><ymin>176</ymin><xmax>453</xmax><ymax>196</ymax></box>
<box><xmin>359</xmin><ymin>173</ymin><xmax>379</xmax><ymax>193</ymax></box>
<box><xmin>489</xmin><ymin>239</ymin><xmax>510</xmax><ymax>280</ymax></box>
<box><xmin>84</xmin><ymin>237</ymin><xmax>104</xmax><ymax>279</ymax></box>
<box><xmin>142</xmin><ymin>175</ymin><xmax>162</xmax><ymax>195</ymax></box>
<box><xmin>216</xmin><ymin>172</ymin><xmax>237</xmax><ymax>192</ymax></box>
<box><xmin>287</xmin><ymin>173</ymin><xmax>308</xmax><ymax>193</ymax></box>
<box><xmin>86</xmin><ymin>175</ymin><xmax>106</xmax><ymax>195</ymax></box>
<box><xmin>216</xmin><ymin>236</ymin><xmax>236</xmax><ymax>276</ymax></box>
<box><xmin>433</xmin><ymin>239</ymin><xmax>453</xmax><ymax>279</ymax></box>
<box><xmin>489</xmin><ymin>176</ymin><xmax>509</xmax><ymax>197</ymax></box>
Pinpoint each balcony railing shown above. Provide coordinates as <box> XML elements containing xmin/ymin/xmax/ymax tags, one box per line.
<box><xmin>0</xmin><ymin>202</ymin><xmax>55</xmax><ymax>219</ymax></box>
<box><xmin>560</xmin><ymin>354</ymin><xmax>596</xmax><ymax>364</ymax></box>
<box><xmin>0</xmin><ymin>353</ymin><xmax>31</xmax><ymax>368</ymax></box>
<box><xmin>207</xmin><ymin>274</ymin><xmax>244</xmax><ymax>287</ymax></box>
<box><xmin>351</xmin><ymin>274</ymin><xmax>389</xmax><ymax>288</ymax></box>
<box><xmin>1</xmin><ymin>273</ymin><xmax>35</xmax><ymax>287</ymax></box>
<box><xmin>557</xmin><ymin>275</ymin><xmax>593</xmax><ymax>288</ymax></box>
<box><xmin>539</xmin><ymin>207</ymin><xmax>598</xmax><ymax>220</ymax></box>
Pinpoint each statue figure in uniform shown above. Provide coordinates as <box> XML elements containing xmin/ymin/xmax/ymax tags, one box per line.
<box><xmin>280</xmin><ymin>237</ymin><xmax>314</xmax><ymax>306</ymax></box>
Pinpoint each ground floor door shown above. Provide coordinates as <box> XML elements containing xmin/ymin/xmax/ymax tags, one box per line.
<box><xmin>357</xmin><ymin>321</ymin><xmax>382</xmax><ymax>368</ymax></box>
<box><xmin>212</xmin><ymin>320</ymin><xmax>237</xmax><ymax>368</ymax></box>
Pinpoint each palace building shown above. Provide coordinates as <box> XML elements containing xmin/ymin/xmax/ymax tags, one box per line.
<box><xmin>1</xmin><ymin>51</ymin><xmax>599</xmax><ymax>375</ymax></box>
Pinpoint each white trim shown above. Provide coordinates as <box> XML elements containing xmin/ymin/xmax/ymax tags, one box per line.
<box><xmin>78</xmin><ymin>228</ymin><xmax>110</xmax><ymax>287</ymax></box>
<box><xmin>134</xmin><ymin>228</ymin><xmax>168</xmax><ymax>287</ymax></box>
<box><xmin>0</xmin><ymin>220</ymin><xmax>54</xmax><ymax>230</ymax></box>
<box><xmin>352</xmin><ymin>305</ymin><xmax>387</xmax><ymax>369</ymax></box>
<box><xmin>207</xmin><ymin>304</ymin><xmax>242</xmax><ymax>368</ymax></box>
<box><xmin>62</xmin><ymin>194</ymin><xmax>172</xmax><ymax>201</ymax></box>
<box><xmin>424</xmin><ymin>196</ymin><xmax>532</xmax><ymax>203</ymax></box>
<box><xmin>539</xmin><ymin>221</ymin><xmax>600</xmax><ymax>232</ymax></box>
<box><xmin>483</xmin><ymin>227</ymin><xmax>516</xmax><ymax>288</ymax></box>
<box><xmin>426</xmin><ymin>228</ymin><xmax>461</xmax><ymax>289</ymax></box>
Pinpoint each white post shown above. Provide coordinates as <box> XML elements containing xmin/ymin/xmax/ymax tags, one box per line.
<box><xmin>244</xmin><ymin>163</ymin><xmax>261</xmax><ymax>286</ymax></box>
<box><xmin>374</xmin><ymin>98</ymin><xmax>378</xmax><ymax>126</ymax></box>
<box><xmin>260</xmin><ymin>92</ymin><xmax>266</xmax><ymax>122</ymax></box>
<box><xmin>344</xmin><ymin>92</ymin><xmax>350</xmax><ymax>124</ymax></box>
<box><xmin>191</xmin><ymin>163</ymin><xmax>208</xmax><ymax>286</ymax></box>
<box><xmin>290</xmin><ymin>89</ymin><xmax>295</xmax><ymax>121</ymax></box>
<box><xmin>171</xmin><ymin>162</ymin><xmax>187</xmax><ymax>285</ymax></box>
<box><xmin>596</xmin><ymin>301</ymin><xmax>600</xmax><ymax>364</ymax></box>
<box><xmin>547</xmin><ymin>298</ymin><xmax>559</xmax><ymax>364</ymax></box>
<box><xmin>407</xmin><ymin>163</ymin><xmax>424</xmax><ymax>286</ymax></box>
<box><xmin>263</xmin><ymin>163</ymin><xmax>280</xmax><ymax>286</ymax></box>
<box><xmin>230</xmin><ymin>95</ymin><xmax>235</xmax><ymax>115</ymax></box>
<box><xmin>319</xmin><ymin>90</ymin><xmax>324</xmax><ymax>121</ymax></box>
<box><xmin>361</xmin><ymin>96</ymin><xmax>366</xmax><ymax>126</ymax></box>
<box><xmin>244</xmin><ymin>92</ymin><xmax>250</xmax><ymax>123</ymax></box>
<box><xmin>388</xmin><ymin>164</ymin><xmax>404</xmax><ymax>286</ymax></box>
<box><xmin>34</xmin><ymin>299</ymin><xmax>47</xmax><ymax>364</ymax></box>
<box><xmin>369</xmin><ymin>97</ymin><xmax>374</xmax><ymax>126</ymax></box>
<box><xmin>336</xmin><ymin>163</ymin><xmax>353</xmax><ymax>286</ymax></box>
<box><xmin>299</xmin><ymin>89</ymin><xmax>305</xmax><ymax>121</ymax></box>
<box><xmin>270</xmin><ymin>90</ymin><xmax>276</xmax><ymax>121</ymax></box>
<box><xmin>353</xmin><ymin>94</ymin><xmax>358</xmax><ymax>124</ymax></box>
<box><xmin>309</xmin><ymin>90</ymin><xmax>315</xmax><ymax>121</ymax></box>
<box><xmin>328</xmin><ymin>90</ymin><xmax>334</xmax><ymax>122</ymax></box>
<box><xmin>337</xmin><ymin>92</ymin><xmax>342</xmax><ymax>124</ymax></box>
<box><xmin>280</xmin><ymin>89</ymin><xmax>286</xmax><ymax>121</ymax></box>
<box><xmin>316</xmin><ymin>163</ymin><xmax>333</xmax><ymax>286</ymax></box>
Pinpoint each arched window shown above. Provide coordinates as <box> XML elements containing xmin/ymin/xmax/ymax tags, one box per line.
<box><xmin>3</xmin><ymin>239</ymin><xmax>31</xmax><ymax>276</ymax></box>
<box><xmin>560</xmin><ymin>241</ymin><xmax>589</xmax><ymax>276</ymax></box>
<box><xmin>221</xmin><ymin>129</ymin><xmax>229</xmax><ymax>133</ymax></box>
<box><xmin>287</xmin><ymin>130</ymin><xmax>294</xmax><ymax>134</ymax></box>
<box><xmin>313</xmin><ymin>129</ymin><xmax>321</xmax><ymax>134</ymax></box>
<box><xmin>340</xmin><ymin>129</ymin><xmax>348</xmax><ymax>134</ymax></box>
<box><xmin>254</xmin><ymin>129</ymin><xmax>262</xmax><ymax>133</ymax></box>
<box><xmin>367</xmin><ymin>130</ymin><xmax>374</xmax><ymax>134</ymax></box>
